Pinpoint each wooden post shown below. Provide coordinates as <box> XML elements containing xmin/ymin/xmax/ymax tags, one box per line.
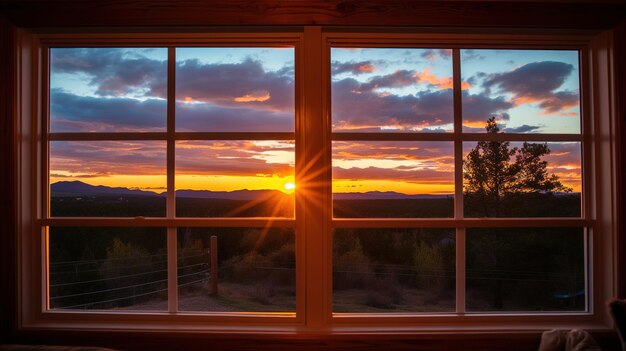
<box><xmin>210</xmin><ymin>235</ymin><xmax>218</xmax><ymax>295</ymax></box>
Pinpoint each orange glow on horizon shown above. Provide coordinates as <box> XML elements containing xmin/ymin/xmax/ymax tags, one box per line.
<box><xmin>332</xmin><ymin>179</ymin><xmax>454</xmax><ymax>195</ymax></box>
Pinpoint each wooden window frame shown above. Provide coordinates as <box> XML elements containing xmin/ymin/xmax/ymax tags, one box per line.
<box><xmin>14</xmin><ymin>27</ymin><xmax>621</xmax><ymax>335</ymax></box>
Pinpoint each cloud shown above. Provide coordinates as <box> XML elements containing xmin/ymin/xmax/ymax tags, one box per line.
<box><xmin>233</xmin><ymin>90</ymin><xmax>271</xmax><ymax>103</ymax></box>
<box><xmin>51</xmin><ymin>48</ymin><xmax>167</xmax><ymax>97</ymax></box>
<box><xmin>421</xmin><ymin>49</ymin><xmax>452</xmax><ymax>61</ymax></box>
<box><xmin>332</xmin><ymin>60</ymin><xmax>376</xmax><ymax>75</ymax></box>
<box><xmin>175</xmin><ymin>140</ymin><xmax>294</xmax><ymax>176</ymax></box>
<box><xmin>538</xmin><ymin>91</ymin><xmax>580</xmax><ymax>113</ymax></box>
<box><xmin>52</xmin><ymin>48</ymin><xmax>295</xmax><ymax>113</ymax></box>
<box><xmin>461</xmin><ymin>91</ymin><xmax>514</xmax><ymax>124</ymax></box>
<box><xmin>504</xmin><ymin>125</ymin><xmax>542</xmax><ymax>133</ymax></box>
<box><xmin>482</xmin><ymin>61</ymin><xmax>579</xmax><ymax>114</ymax></box>
<box><xmin>176</xmin><ymin>58</ymin><xmax>293</xmax><ymax>112</ymax></box>
<box><xmin>50</xmin><ymin>141</ymin><xmax>166</xmax><ymax>176</ymax></box>
<box><xmin>332</xmin><ymin>166</ymin><xmax>453</xmax><ymax>183</ymax></box>
<box><xmin>359</xmin><ymin>70</ymin><xmax>419</xmax><ymax>92</ymax></box>
<box><xmin>50</xmin><ymin>90</ymin><xmax>167</xmax><ymax>132</ymax></box>
<box><xmin>176</xmin><ymin>102</ymin><xmax>293</xmax><ymax>132</ymax></box>
<box><xmin>50</xmin><ymin>140</ymin><xmax>295</xmax><ymax>179</ymax></box>
<box><xmin>331</xmin><ymin>66</ymin><xmax>488</xmax><ymax>131</ymax></box>
<box><xmin>332</xmin><ymin>141</ymin><xmax>454</xmax><ymax>183</ymax></box>
<box><xmin>333</xmin><ymin>141</ymin><xmax>454</xmax><ymax>161</ymax></box>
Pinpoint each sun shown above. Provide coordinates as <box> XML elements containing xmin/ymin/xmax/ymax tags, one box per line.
<box><xmin>284</xmin><ymin>182</ymin><xmax>296</xmax><ymax>191</ymax></box>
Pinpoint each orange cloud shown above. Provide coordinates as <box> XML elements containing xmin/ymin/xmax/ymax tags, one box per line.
<box><xmin>412</xmin><ymin>68</ymin><xmax>471</xmax><ymax>90</ymax></box>
<box><xmin>357</xmin><ymin>63</ymin><xmax>375</xmax><ymax>73</ymax></box>
<box><xmin>234</xmin><ymin>90</ymin><xmax>271</xmax><ymax>103</ymax></box>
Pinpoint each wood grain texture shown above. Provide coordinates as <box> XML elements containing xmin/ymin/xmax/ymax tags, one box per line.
<box><xmin>0</xmin><ymin>13</ymin><xmax>17</xmax><ymax>344</ymax></box>
<box><xmin>0</xmin><ymin>0</ymin><xmax>624</xmax><ymax>29</ymax></box>
<box><xmin>10</xmin><ymin>329</ymin><xmax>623</xmax><ymax>351</ymax></box>
<box><xmin>616</xmin><ymin>18</ymin><xmax>626</xmax><ymax>300</ymax></box>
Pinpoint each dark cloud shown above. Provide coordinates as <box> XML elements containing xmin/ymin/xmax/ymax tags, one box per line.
<box><xmin>461</xmin><ymin>91</ymin><xmax>514</xmax><ymax>123</ymax></box>
<box><xmin>52</xmin><ymin>48</ymin><xmax>294</xmax><ymax>113</ymax></box>
<box><xmin>421</xmin><ymin>49</ymin><xmax>452</xmax><ymax>61</ymax></box>
<box><xmin>539</xmin><ymin>91</ymin><xmax>580</xmax><ymax>113</ymax></box>
<box><xmin>359</xmin><ymin>70</ymin><xmax>417</xmax><ymax>92</ymax></box>
<box><xmin>504</xmin><ymin>125</ymin><xmax>542</xmax><ymax>133</ymax></box>
<box><xmin>482</xmin><ymin>61</ymin><xmax>579</xmax><ymax>114</ymax></box>
<box><xmin>483</xmin><ymin>61</ymin><xmax>573</xmax><ymax>98</ymax></box>
<box><xmin>50</xmin><ymin>90</ymin><xmax>167</xmax><ymax>132</ymax></box>
<box><xmin>175</xmin><ymin>140</ymin><xmax>294</xmax><ymax>176</ymax></box>
<box><xmin>50</xmin><ymin>139</ymin><xmax>294</xmax><ymax>178</ymax></box>
<box><xmin>51</xmin><ymin>48</ymin><xmax>166</xmax><ymax>97</ymax></box>
<box><xmin>50</xmin><ymin>141</ymin><xmax>166</xmax><ymax>176</ymax></box>
<box><xmin>176</xmin><ymin>102</ymin><xmax>293</xmax><ymax>132</ymax></box>
<box><xmin>332</xmin><ymin>70</ymin><xmax>515</xmax><ymax>131</ymax></box>
<box><xmin>331</xmin><ymin>60</ymin><xmax>376</xmax><ymax>75</ymax></box>
<box><xmin>332</xmin><ymin>77</ymin><xmax>453</xmax><ymax>131</ymax></box>
<box><xmin>176</xmin><ymin>58</ymin><xmax>294</xmax><ymax>112</ymax></box>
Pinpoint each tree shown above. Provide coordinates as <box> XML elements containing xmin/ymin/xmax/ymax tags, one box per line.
<box><xmin>463</xmin><ymin>118</ymin><xmax>573</xmax><ymax>310</ymax></box>
<box><xmin>463</xmin><ymin>117</ymin><xmax>571</xmax><ymax>217</ymax></box>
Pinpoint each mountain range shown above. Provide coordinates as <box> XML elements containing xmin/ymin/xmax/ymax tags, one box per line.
<box><xmin>50</xmin><ymin>181</ymin><xmax>452</xmax><ymax>200</ymax></box>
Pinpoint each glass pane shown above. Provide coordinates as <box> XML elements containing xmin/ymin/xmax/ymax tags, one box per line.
<box><xmin>176</xmin><ymin>140</ymin><xmax>294</xmax><ymax>217</ymax></box>
<box><xmin>333</xmin><ymin>141</ymin><xmax>454</xmax><ymax>218</ymax></box>
<box><xmin>50</xmin><ymin>141</ymin><xmax>167</xmax><ymax>217</ymax></box>
<box><xmin>463</xmin><ymin>141</ymin><xmax>581</xmax><ymax>217</ymax></box>
<box><xmin>176</xmin><ymin>48</ymin><xmax>294</xmax><ymax>132</ymax></box>
<box><xmin>177</xmin><ymin>227</ymin><xmax>295</xmax><ymax>312</ymax></box>
<box><xmin>332</xmin><ymin>48</ymin><xmax>454</xmax><ymax>132</ymax></box>
<box><xmin>49</xmin><ymin>227</ymin><xmax>167</xmax><ymax>311</ymax></box>
<box><xmin>50</xmin><ymin>48</ymin><xmax>167</xmax><ymax>132</ymax></box>
<box><xmin>466</xmin><ymin>228</ymin><xmax>585</xmax><ymax>312</ymax></box>
<box><xmin>461</xmin><ymin>49</ymin><xmax>580</xmax><ymax>134</ymax></box>
<box><xmin>333</xmin><ymin>228</ymin><xmax>455</xmax><ymax>312</ymax></box>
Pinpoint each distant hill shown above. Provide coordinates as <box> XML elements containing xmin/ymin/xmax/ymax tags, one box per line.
<box><xmin>333</xmin><ymin>191</ymin><xmax>451</xmax><ymax>200</ymax></box>
<box><xmin>51</xmin><ymin>181</ymin><xmax>288</xmax><ymax>200</ymax></box>
<box><xmin>51</xmin><ymin>181</ymin><xmax>160</xmax><ymax>197</ymax></box>
<box><xmin>51</xmin><ymin>181</ymin><xmax>454</xmax><ymax>201</ymax></box>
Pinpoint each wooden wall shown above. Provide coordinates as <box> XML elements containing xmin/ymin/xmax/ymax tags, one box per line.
<box><xmin>0</xmin><ymin>13</ymin><xmax>17</xmax><ymax>345</ymax></box>
<box><xmin>0</xmin><ymin>1</ymin><xmax>625</xmax><ymax>350</ymax></box>
<box><xmin>0</xmin><ymin>0</ymin><xmax>625</xmax><ymax>29</ymax></box>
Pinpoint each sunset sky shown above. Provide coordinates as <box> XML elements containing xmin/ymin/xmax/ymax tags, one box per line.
<box><xmin>49</xmin><ymin>47</ymin><xmax>582</xmax><ymax>195</ymax></box>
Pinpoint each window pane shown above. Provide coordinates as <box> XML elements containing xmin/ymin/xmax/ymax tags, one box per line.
<box><xmin>466</xmin><ymin>227</ymin><xmax>585</xmax><ymax>312</ymax></box>
<box><xmin>175</xmin><ymin>140</ymin><xmax>294</xmax><ymax>217</ymax></box>
<box><xmin>463</xmin><ymin>141</ymin><xmax>581</xmax><ymax>217</ymax></box>
<box><xmin>461</xmin><ymin>49</ymin><xmax>580</xmax><ymax>134</ymax></box>
<box><xmin>333</xmin><ymin>141</ymin><xmax>454</xmax><ymax>218</ymax></box>
<box><xmin>332</xmin><ymin>48</ymin><xmax>453</xmax><ymax>132</ymax></box>
<box><xmin>48</xmin><ymin>227</ymin><xmax>167</xmax><ymax>311</ymax></box>
<box><xmin>50</xmin><ymin>141</ymin><xmax>166</xmax><ymax>217</ymax></box>
<box><xmin>176</xmin><ymin>48</ymin><xmax>294</xmax><ymax>132</ymax></box>
<box><xmin>333</xmin><ymin>228</ymin><xmax>455</xmax><ymax>312</ymax></box>
<box><xmin>177</xmin><ymin>227</ymin><xmax>295</xmax><ymax>312</ymax></box>
<box><xmin>50</xmin><ymin>48</ymin><xmax>167</xmax><ymax>132</ymax></box>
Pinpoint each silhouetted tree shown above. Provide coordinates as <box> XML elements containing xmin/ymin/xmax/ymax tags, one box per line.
<box><xmin>463</xmin><ymin>117</ymin><xmax>571</xmax><ymax>217</ymax></box>
<box><xmin>463</xmin><ymin>118</ymin><xmax>572</xmax><ymax>310</ymax></box>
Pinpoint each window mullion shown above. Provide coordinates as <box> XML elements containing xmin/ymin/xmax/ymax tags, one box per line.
<box><xmin>302</xmin><ymin>26</ymin><xmax>330</xmax><ymax>330</ymax></box>
<box><xmin>453</xmin><ymin>48</ymin><xmax>466</xmax><ymax>314</ymax></box>
<box><xmin>166</xmin><ymin>47</ymin><xmax>178</xmax><ymax>314</ymax></box>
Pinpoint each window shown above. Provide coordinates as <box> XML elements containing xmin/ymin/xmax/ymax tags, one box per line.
<box><xmin>17</xmin><ymin>29</ymin><xmax>619</xmax><ymax>333</ymax></box>
<box><xmin>46</xmin><ymin>44</ymin><xmax>299</xmax><ymax>315</ymax></box>
<box><xmin>329</xmin><ymin>46</ymin><xmax>585</xmax><ymax>314</ymax></box>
